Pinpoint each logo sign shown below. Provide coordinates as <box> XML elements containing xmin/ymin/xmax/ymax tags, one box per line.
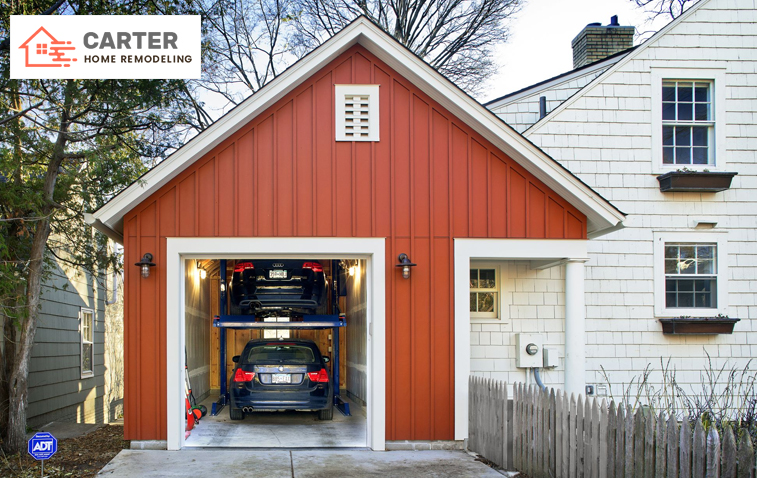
<box><xmin>28</xmin><ymin>432</ymin><xmax>57</xmax><ymax>460</ymax></box>
<box><xmin>10</xmin><ymin>15</ymin><xmax>200</xmax><ymax>79</ymax></box>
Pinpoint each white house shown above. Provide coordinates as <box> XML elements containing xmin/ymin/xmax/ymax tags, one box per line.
<box><xmin>481</xmin><ymin>0</ymin><xmax>756</xmax><ymax>398</ymax></box>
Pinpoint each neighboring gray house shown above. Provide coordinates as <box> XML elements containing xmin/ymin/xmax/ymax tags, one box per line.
<box><xmin>27</xmin><ymin>242</ymin><xmax>124</xmax><ymax>428</ymax></box>
<box><xmin>480</xmin><ymin>0</ymin><xmax>756</xmax><ymax>397</ymax></box>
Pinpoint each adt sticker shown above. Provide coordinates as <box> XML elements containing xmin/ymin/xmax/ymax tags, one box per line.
<box><xmin>28</xmin><ymin>432</ymin><xmax>57</xmax><ymax>460</ymax></box>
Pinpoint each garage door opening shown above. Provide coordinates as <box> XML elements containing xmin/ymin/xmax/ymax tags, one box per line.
<box><xmin>182</xmin><ymin>257</ymin><xmax>368</xmax><ymax>448</ymax></box>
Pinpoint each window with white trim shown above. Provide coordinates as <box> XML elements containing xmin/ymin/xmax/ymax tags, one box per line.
<box><xmin>80</xmin><ymin>308</ymin><xmax>94</xmax><ymax>378</ymax></box>
<box><xmin>664</xmin><ymin>243</ymin><xmax>717</xmax><ymax>308</ymax></box>
<box><xmin>335</xmin><ymin>85</ymin><xmax>380</xmax><ymax>141</ymax></box>
<box><xmin>662</xmin><ymin>81</ymin><xmax>713</xmax><ymax>166</ymax></box>
<box><xmin>470</xmin><ymin>264</ymin><xmax>499</xmax><ymax>319</ymax></box>
<box><xmin>651</xmin><ymin>68</ymin><xmax>726</xmax><ymax>172</ymax></box>
<box><xmin>653</xmin><ymin>231</ymin><xmax>728</xmax><ymax>317</ymax></box>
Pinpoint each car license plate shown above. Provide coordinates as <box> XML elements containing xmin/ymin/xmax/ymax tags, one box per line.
<box><xmin>269</xmin><ymin>270</ymin><xmax>287</xmax><ymax>279</ymax></box>
<box><xmin>272</xmin><ymin>373</ymin><xmax>290</xmax><ymax>384</ymax></box>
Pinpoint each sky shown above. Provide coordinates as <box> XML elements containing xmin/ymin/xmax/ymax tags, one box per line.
<box><xmin>479</xmin><ymin>0</ymin><xmax>673</xmax><ymax>102</ymax></box>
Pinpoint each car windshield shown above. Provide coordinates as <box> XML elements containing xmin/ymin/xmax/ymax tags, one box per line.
<box><xmin>245</xmin><ymin>344</ymin><xmax>317</xmax><ymax>364</ymax></box>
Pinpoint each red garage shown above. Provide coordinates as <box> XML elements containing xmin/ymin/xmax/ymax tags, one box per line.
<box><xmin>87</xmin><ymin>17</ymin><xmax>624</xmax><ymax>451</ymax></box>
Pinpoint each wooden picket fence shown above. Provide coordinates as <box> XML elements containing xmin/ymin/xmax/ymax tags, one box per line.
<box><xmin>468</xmin><ymin>376</ymin><xmax>757</xmax><ymax>477</ymax></box>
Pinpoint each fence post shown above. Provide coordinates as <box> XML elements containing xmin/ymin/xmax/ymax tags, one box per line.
<box><xmin>633</xmin><ymin>408</ymin><xmax>645</xmax><ymax>478</ymax></box>
<box><xmin>556</xmin><ymin>390</ymin><xmax>564</xmax><ymax>478</ymax></box>
<box><xmin>503</xmin><ymin>382</ymin><xmax>510</xmax><ymax>471</ymax></box>
<box><xmin>693</xmin><ymin>418</ymin><xmax>706</xmax><ymax>478</ymax></box>
<box><xmin>722</xmin><ymin>425</ymin><xmax>736</xmax><ymax>478</ymax></box>
<box><xmin>578</xmin><ymin>394</ymin><xmax>585</xmax><ymax>478</ymax></box>
<box><xmin>599</xmin><ymin>399</ymin><xmax>608</xmax><ymax>478</ymax></box>
<box><xmin>570</xmin><ymin>394</ymin><xmax>578</xmax><ymax>478</ymax></box>
<box><xmin>625</xmin><ymin>404</ymin><xmax>635</xmax><ymax>478</ymax></box>
<box><xmin>616</xmin><ymin>405</ymin><xmax>626</xmax><ymax>478</ymax></box>
<box><xmin>607</xmin><ymin>401</ymin><xmax>617</xmax><ymax>478</ymax></box>
<box><xmin>680</xmin><ymin>419</ymin><xmax>692</xmax><ymax>478</ymax></box>
<box><xmin>705</xmin><ymin>426</ymin><xmax>720</xmax><ymax>478</ymax></box>
<box><xmin>736</xmin><ymin>430</ymin><xmax>753</xmax><ymax>478</ymax></box>
<box><xmin>644</xmin><ymin>409</ymin><xmax>656</xmax><ymax>478</ymax></box>
<box><xmin>666</xmin><ymin>413</ymin><xmax>679</xmax><ymax>478</ymax></box>
<box><xmin>655</xmin><ymin>411</ymin><xmax>666</xmax><ymax>477</ymax></box>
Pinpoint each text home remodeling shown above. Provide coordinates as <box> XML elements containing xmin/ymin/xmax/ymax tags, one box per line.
<box><xmin>81</xmin><ymin>31</ymin><xmax>192</xmax><ymax>64</ymax></box>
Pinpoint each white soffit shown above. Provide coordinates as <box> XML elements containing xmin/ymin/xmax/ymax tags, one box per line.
<box><xmin>91</xmin><ymin>17</ymin><xmax>624</xmax><ymax>239</ymax></box>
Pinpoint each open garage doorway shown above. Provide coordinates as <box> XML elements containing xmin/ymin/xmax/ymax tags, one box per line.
<box><xmin>166</xmin><ymin>238</ymin><xmax>386</xmax><ymax>451</ymax></box>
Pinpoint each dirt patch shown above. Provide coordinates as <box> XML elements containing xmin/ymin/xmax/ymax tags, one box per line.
<box><xmin>1</xmin><ymin>425</ymin><xmax>128</xmax><ymax>478</ymax></box>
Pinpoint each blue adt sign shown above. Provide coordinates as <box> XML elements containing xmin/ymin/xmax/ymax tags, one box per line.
<box><xmin>28</xmin><ymin>432</ymin><xmax>57</xmax><ymax>460</ymax></box>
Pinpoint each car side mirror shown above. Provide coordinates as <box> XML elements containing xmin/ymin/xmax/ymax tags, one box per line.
<box><xmin>232</xmin><ymin>355</ymin><xmax>240</xmax><ymax>363</ymax></box>
<box><xmin>322</xmin><ymin>356</ymin><xmax>330</xmax><ymax>363</ymax></box>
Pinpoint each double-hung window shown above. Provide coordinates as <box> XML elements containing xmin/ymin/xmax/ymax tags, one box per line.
<box><xmin>470</xmin><ymin>265</ymin><xmax>499</xmax><ymax>319</ymax></box>
<box><xmin>664</xmin><ymin>243</ymin><xmax>717</xmax><ymax>309</ymax></box>
<box><xmin>651</xmin><ymin>68</ymin><xmax>726</xmax><ymax>171</ymax></box>
<box><xmin>80</xmin><ymin>308</ymin><xmax>94</xmax><ymax>378</ymax></box>
<box><xmin>662</xmin><ymin>81</ymin><xmax>713</xmax><ymax>166</ymax></box>
<box><xmin>654</xmin><ymin>231</ymin><xmax>728</xmax><ymax>317</ymax></box>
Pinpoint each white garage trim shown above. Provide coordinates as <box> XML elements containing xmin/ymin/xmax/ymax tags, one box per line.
<box><xmin>166</xmin><ymin>237</ymin><xmax>386</xmax><ymax>450</ymax></box>
<box><xmin>453</xmin><ymin>239</ymin><xmax>588</xmax><ymax>440</ymax></box>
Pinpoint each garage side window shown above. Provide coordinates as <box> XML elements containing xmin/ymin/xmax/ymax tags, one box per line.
<box><xmin>335</xmin><ymin>85</ymin><xmax>380</xmax><ymax>142</ymax></box>
<box><xmin>80</xmin><ymin>308</ymin><xmax>94</xmax><ymax>378</ymax></box>
<box><xmin>470</xmin><ymin>265</ymin><xmax>499</xmax><ymax>319</ymax></box>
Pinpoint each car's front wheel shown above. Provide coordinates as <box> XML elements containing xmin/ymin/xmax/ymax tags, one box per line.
<box><xmin>318</xmin><ymin>406</ymin><xmax>333</xmax><ymax>421</ymax></box>
<box><xmin>229</xmin><ymin>405</ymin><xmax>244</xmax><ymax>420</ymax></box>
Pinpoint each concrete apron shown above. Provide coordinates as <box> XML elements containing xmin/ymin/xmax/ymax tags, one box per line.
<box><xmin>97</xmin><ymin>449</ymin><xmax>504</xmax><ymax>477</ymax></box>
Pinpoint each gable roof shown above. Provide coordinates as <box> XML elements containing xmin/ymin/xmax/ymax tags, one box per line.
<box><xmin>524</xmin><ymin>0</ymin><xmax>710</xmax><ymax>136</ymax></box>
<box><xmin>87</xmin><ymin>16</ymin><xmax>625</xmax><ymax>242</ymax></box>
<box><xmin>485</xmin><ymin>47</ymin><xmax>634</xmax><ymax>110</ymax></box>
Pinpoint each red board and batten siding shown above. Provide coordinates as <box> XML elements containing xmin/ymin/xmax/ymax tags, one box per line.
<box><xmin>123</xmin><ymin>45</ymin><xmax>587</xmax><ymax>442</ymax></box>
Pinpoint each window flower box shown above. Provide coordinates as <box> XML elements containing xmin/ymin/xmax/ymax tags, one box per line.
<box><xmin>659</xmin><ymin>317</ymin><xmax>739</xmax><ymax>335</ymax></box>
<box><xmin>657</xmin><ymin>171</ymin><xmax>737</xmax><ymax>193</ymax></box>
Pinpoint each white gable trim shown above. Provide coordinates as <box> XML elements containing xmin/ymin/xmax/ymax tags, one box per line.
<box><xmin>91</xmin><ymin>17</ymin><xmax>624</xmax><ymax>238</ymax></box>
<box><xmin>525</xmin><ymin>0</ymin><xmax>713</xmax><ymax>136</ymax></box>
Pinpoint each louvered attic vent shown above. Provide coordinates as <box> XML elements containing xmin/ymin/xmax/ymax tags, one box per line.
<box><xmin>335</xmin><ymin>85</ymin><xmax>379</xmax><ymax>142</ymax></box>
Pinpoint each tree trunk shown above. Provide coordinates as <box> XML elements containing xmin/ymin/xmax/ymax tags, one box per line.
<box><xmin>2</xmin><ymin>80</ymin><xmax>73</xmax><ymax>453</ymax></box>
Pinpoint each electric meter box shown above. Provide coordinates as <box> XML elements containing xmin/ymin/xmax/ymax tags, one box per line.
<box><xmin>515</xmin><ymin>333</ymin><xmax>544</xmax><ymax>368</ymax></box>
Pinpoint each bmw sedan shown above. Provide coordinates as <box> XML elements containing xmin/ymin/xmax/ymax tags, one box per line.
<box><xmin>229</xmin><ymin>260</ymin><xmax>327</xmax><ymax>316</ymax></box>
<box><xmin>229</xmin><ymin>338</ymin><xmax>333</xmax><ymax>420</ymax></box>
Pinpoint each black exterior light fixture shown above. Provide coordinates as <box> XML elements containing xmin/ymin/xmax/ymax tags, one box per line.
<box><xmin>396</xmin><ymin>253</ymin><xmax>416</xmax><ymax>279</ymax></box>
<box><xmin>135</xmin><ymin>253</ymin><xmax>156</xmax><ymax>279</ymax></box>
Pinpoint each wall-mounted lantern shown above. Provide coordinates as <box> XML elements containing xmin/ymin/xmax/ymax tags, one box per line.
<box><xmin>196</xmin><ymin>260</ymin><xmax>207</xmax><ymax>280</ymax></box>
<box><xmin>395</xmin><ymin>253</ymin><xmax>416</xmax><ymax>279</ymax></box>
<box><xmin>135</xmin><ymin>253</ymin><xmax>156</xmax><ymax>279</ymax></box>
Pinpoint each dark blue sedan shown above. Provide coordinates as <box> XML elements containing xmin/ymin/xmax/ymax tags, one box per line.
<box><xmin>229</xmin><ymin>339</ymin><xmax>333</xmax><ymax>420</ymax></box>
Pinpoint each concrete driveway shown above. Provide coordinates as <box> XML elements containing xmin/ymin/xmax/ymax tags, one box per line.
<box><xmin>97</xmin><ymin>449</ymin><xmax>504</xmax><ymax>477</ymax></box>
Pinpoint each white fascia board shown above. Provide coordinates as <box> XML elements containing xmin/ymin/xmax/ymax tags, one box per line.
<box><xmin>525</xmin><ymin>0</ymin><xmax>712</xmax><ymax>136</ymax></box>
<box><xmin>94</xmin><ymin>17</ymin><xmax>623</xmax><ymax>235</ymax></box>
<box><xmin>486</xmin><ymin>55</ymin><xmax>624</xmax><ymax>110</ymax></box>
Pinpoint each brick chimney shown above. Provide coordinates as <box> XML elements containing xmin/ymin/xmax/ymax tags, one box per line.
<box><xmin>571</xmin><ymin>15</ymin><xmax>634</xmax><ymax>69</ymax></box>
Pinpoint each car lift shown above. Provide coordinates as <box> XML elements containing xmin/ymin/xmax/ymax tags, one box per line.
<box><xmin>211</xmin><ymin>259</ymin><xmax>351</xmax><ymax>417</ymax></box>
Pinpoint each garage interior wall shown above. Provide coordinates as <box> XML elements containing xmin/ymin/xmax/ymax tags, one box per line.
<box><xmin>346</xmin><ymin>260</ymin><xmax>368</xmax><ymax>404</ymax></box>
<box><xmin>470</xmin><ymin>261</ymin><xmax>565</xmax><ymax>387</ymax></box>
<box><xmin>185</xmin><ymin>260</ymin><xmax>211</xmax><ymax>402</ymax></box>
<box><xmin>121</xmin><ymin>44</ymin><xmax>588</xmax><ymax>442</ymax></box>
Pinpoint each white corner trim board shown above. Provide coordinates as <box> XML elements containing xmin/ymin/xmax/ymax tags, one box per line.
<box><xmin>453</xmin><ymin>238</ymin><xmax>588</xmax><ymax>440</ymax></box>
<box><xmin>165</xmin><ymin>237</ymin><xmax>386</xmax><ymax>450</ymax></box>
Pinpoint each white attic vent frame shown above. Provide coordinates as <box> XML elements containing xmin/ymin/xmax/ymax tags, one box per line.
<box><xmin>335</xmin><ymin>84</ymin><xmax>379</xmax><ymax>142</ymax></box>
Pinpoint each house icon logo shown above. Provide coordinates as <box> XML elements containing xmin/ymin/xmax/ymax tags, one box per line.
<box><xmin>18</xmin><ymin>26</ymin><xmax>76</xmax><ymax>67</ymax></box>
